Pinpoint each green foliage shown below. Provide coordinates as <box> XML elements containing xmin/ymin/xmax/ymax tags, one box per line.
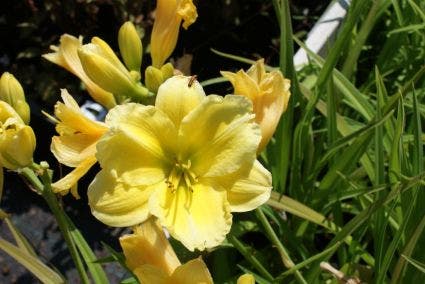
<box><xmin>211</xmin><ymin>0</ymin><xmax>425</xmax><ymax>282</ymax></box>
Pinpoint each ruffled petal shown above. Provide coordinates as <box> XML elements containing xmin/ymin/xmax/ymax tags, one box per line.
<box><xmin>170</xmin><ymin>258</ymin><xmax>213</xmax><ymax>284</ymax></box>
<box><xmin>88</xmin><ymin>169</ymin><xmax>158</xmax><ymax>227</ymax></box>
<box><xmin>149</xmin><ymin>182</ymin><xmax>232</xmax><ymax>251</ymax></box>
<box><xmin>155</xmin><ymin>76</ymin><xmax>205</xmax><ymax>129</ymax></box>
<box><xmin>180</xmin><ymin>95</ymin><xmax>261</xmax><ymax>178</ymax></box>
<box><xmin>227</xmin><ymin>160</ymin><xmax>272</xmax><ymax>212</ymax></box>
<box><xmin>99</xmin><ymin>103</ymin><xmax>177</xmax><ymax>185</ymax></box>
<box><xmin>51</xmin><ymin>156</ymin><xmax>97</xmax><ymax>199</ymax></box>
<box><xmin>133</xmin><ymin>265</ymin><xmax>168</xmax><ymax>284</ymax></box>
<box><xmin>119</xmin><ymin>218</ymin><xmax>180</xmax><ymax>276</ymax></box>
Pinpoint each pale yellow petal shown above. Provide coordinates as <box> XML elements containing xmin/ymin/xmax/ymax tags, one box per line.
<box><xmin>227</xmin><ymin>160</ymin><xmax>272</xmax><ymax>212</ymax></box>
<box><xmin>149</xmin><ymin>182</ymin><xmax>232</xmax><ymax>251</ymax></box>
<box><xmin>51</xmin><ymin>156</ymin><xmax>97</xmax><ymax>199</ymax></box>
<box><xmin>88</xmin><ymin>169</ymin><xmax>157</xmax><ymax>227</ymax></box>
<box><xmin>221</xmin><ymin>70</ymin><xmax>260</xmax><ymax>101</ymax></box>
<box><xmin>119</xmin><ymin>218</ymin><xmax>180</xmax><ymax>275</ymax></box>
<box><xmin>246</xmin><ymin>59</ymin><xmax>266</xmax><ymax>83</ymax></box>
<box><xmin>51</xmin><ymin>135</ymin><xmax>98</xmax><ymax>167</ymax></box>
<box><xmin>98</xmin><ymin>103</ymin><xmax>176</xmax><ymax>186</ymax></box>
<box><xmin>170</xmin><ymin>257</ymin><xmax>213</xmax><ymax>284</ymax></box>
<box><xmin>55</xmin><ymin>90</ymin><xmax>107</xmax><ymax>136</ymax></box>
<box><xmin>155</xmin><ymin>76</ymin><xmax>205</xmax><ymax>128</ymax></box>
<box><xmin>237</xmin><ymin>273</ymin><xmax>256</xmax><ymax>284</ymax></box>
<box><xmin>180</xmin><ymin>95</ymin><xmax>261</xmax><ymax>178</ymax></box>
<box><xmin>134</xmin><ymin>265</ymin><xmax>168</xmax><ymax>284</ymax></box>
<box><xmin>104</xmin><ymin>103</ymin><xmax>177</xmax><ymax>164</ymax></box>
<box><xmin>255</xmin><ymin>73</ymin><xmax>291</xmax><ymax>152</ymax></box>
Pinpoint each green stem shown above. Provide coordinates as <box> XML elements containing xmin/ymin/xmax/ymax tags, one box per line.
<box><xmin>227</xmin><ymin>234</ymin><xmax>274</xmax><ymax>281</ymax></box>
<box><xmin>255</xmin><ymin>208</ymin><xmax>307</xmax><ymax>284</ymax></box>
<box><xmin>21</xmin><ymin>167</ymin><xmax>90</xmax><ymax>284</ymax></box>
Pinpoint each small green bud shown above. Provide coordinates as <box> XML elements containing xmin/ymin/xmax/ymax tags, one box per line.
<box><xmin>0</xmin><ymin>73</ymin><xmax>30</xmax><ymax>124</ymax></box>
<box><xmin>145</xmin><ymin>66</ymin><xmax>164</xmax><ymax>93</ymax></box>
<box><xmin>118</xmin><ymin>21</ymin><xmax>143</xmax><ymax>72</ymax></box>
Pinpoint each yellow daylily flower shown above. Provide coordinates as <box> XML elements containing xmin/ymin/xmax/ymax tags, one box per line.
<box><xmin>221</xmin><ymin>59</ymin><xmax>291</xmax><ymax>153</ymax></box>
<box><xmin>151</xmin><ymin>0</ymin><xmax>198</xmax><ymax>68</ymax></box>
<box><xmin>120</xmin><ymin>218</ymin><xmax>213</xmax><ymax>284</ymax></box>
<box><xmin>0</xmin><ymin>102</ymin><xmax>35</xmax><ymax>170</ymax></box>
<box><xmin>43</xmin><ymin>34</ymin><xmax>117</xmax><ymax>109</ymax></box>
<box><xmin>88</xmin><ymin>75</ymin><xmax>272</xmax><ymax>251</ymax></box>
<box><xmin>0</xmin><ymin>72</ymin><xmax>30</xmax><ymax>124</ymax></box>
<box><xmin>51</xmin><ymin>89</ymin><xmax>108</xmax><ymax>198</ymax></box>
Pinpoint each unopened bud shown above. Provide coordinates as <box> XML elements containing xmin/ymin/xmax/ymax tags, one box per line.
<box><xmin>145</xmin><ymin>66</ymin><xmax>164</xmax><ymax>93</ymax></box>
<box><xmin>0</xmin><ymin>73</ymin><xmax>30</xmax><ymax>124</ymax></box>
<box><xmin>118</xmin><ymin>21</ymin><xmax>143</xmax><ymax>72</ymax></box>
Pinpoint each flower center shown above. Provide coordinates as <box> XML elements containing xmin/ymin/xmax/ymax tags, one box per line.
<box><xmin>166</xmin><ymin>159</ymin><xmax>198</xmax><ymax>193</ymax></box>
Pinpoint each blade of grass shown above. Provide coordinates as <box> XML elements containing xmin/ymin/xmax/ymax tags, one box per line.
<box><xmin>255</xmin><ymin>207</ymin><xmax>307</xmax><ymax>284</ymax></box>
<box><xmin>0</xmin><ymin>238</ymin><xmax>64</xmax><ymax>283</ymax></box>
<box><xmin>66</xmin><ymin>215</ymin><xmax>109</xmax><ymax>284</ymax></box>
<box><xmin>227</xmin><ymin>234</ymin><xmax>274</xmax><ymax>282</ymax></box>
<box><xmin>402</xmin><ymin>255</ymin><xmax>425</xmax><ymax>274</ymax></box>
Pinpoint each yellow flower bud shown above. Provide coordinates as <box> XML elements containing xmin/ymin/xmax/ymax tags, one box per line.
<box><xmin>78</xmin><ymin>42</ymin><xmax>150</xmax><ymax>103</ymax></box>
<box><xmin>118</xmin><ymin>21</ymin><xmax>143</xmax><ymax>72</ymax></box>
<box><xmin>0</xmin><ymin>73</ymin><xmax>30</xmax><ymax>124</ymax></box>
<box><xmin>221</xmin><ymin>59</ymin><xmax>291</xmax><ymax>153</ymax></box>
<box><xmin>0</xmin><ymin>116</ymin><xmax>35</xmax><ymax>170</ymax></box>
<box><xmin>151</xmin><ymin>0</ymin><xmax>198</xmax><ymax>68</ymax></box>
<box><xmin>145</xmin><ymin>66</ymin><xmax>164</xmax><ymax>93</ymax></box>
<box><xmin>42</xmin><ymin>34</ymin><xmax>117</xmax><ymax>109</ymax></box>
<box><xmin>160</xmin><ymin>63</ymin><xmax>174</xmax><ymax>80</ymax></box>
<box><xmin>237</xmin><ymin>274</ymin><xmax>256</xmax><ymax>284</ymax></box>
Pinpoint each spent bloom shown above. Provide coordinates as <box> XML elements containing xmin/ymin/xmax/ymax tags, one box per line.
<box><xmin>43</xmin><ymin>34</ymin><xmax>117</xmax><ymax>109</ymax></box>
<box><xmin>0</xmin><ymin>101</ymin><xmax>35</xmax><ymax>170</ymax></box>
<box><xmin>221</xmin><ymin>59</ymin><xmax>291</xmax><ymax>152</ymax></box>
<box><xmin>120</xmin><ymin>218</ymin><xmax>213</xmax><ymax>284</ymax></box>
<box><xmin>150</xmin><ymin>0</ymin><xmax>198</xmax><ymax>68</ymax></box>
<box><xmin>88</xmin><ymin>76</ymin><xmax>272</xmax><ymax>251</ymax></box>
<box><xmin>50</xmin><ymin>89</ymin><xmax>108</xmax><ymax>198</ymax></box>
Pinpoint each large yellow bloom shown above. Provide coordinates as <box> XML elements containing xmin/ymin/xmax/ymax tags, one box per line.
<box><xmin>89</xmin><ymin>76</ymin><xmax>271</xmax><ymax>251</ymax></box>
<box><xmin>43</xmin><ymin>34</ymin><xmax>117</xmax><ymax>109</ymax></box>
<box><xmin>221</xmin><ymin>59</ymin><xmax>291</xmax><ymax>153</ymax></box>
<box><xmin>51</xmin><ymin>89</ymin><xmax>108</xmax><ymax>198</ymax></box>
<box><xmin>150</xmin><ymin>0</ymin><xmax>197</xmax><ymax>68</ymax></box>
<box><xmin>120</xmin><ymin>218</ymin><xmax>213</xmax><ymax>284</ymax></box>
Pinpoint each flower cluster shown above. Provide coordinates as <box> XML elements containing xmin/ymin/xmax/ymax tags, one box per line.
<box><xmin>35</xmin><ymin>0</ymin><xmax>291</xmax><ymax>282</ymax></box>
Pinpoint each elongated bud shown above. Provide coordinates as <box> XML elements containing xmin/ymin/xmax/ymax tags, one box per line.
<box><xmin>0</xmin><ymin>73</ymin><xmax>30</xmax><ymax>124</ymax></box>
<box><xmin>145</xmin><ymin>66</ymin><xmax>164</xmax><ymax>93</ymax></box>
<box><xmin>0</xmin><ymin>114</ymin><xmax>35</xmax><ymax>170</ymax></box>
<box><xmin>119</xmin><ymin>21</ymin><xmax>143</xmax><ymax>72</ymax></box>
<box><xmin>78</xmin><ymin>44</ymin><xmax>151</xmax><ymax>103</ymax></box>
<box><xmin>151</xmin><ymin>0</ymin><xmax>198</xmax><ymax>68</ymax></box>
